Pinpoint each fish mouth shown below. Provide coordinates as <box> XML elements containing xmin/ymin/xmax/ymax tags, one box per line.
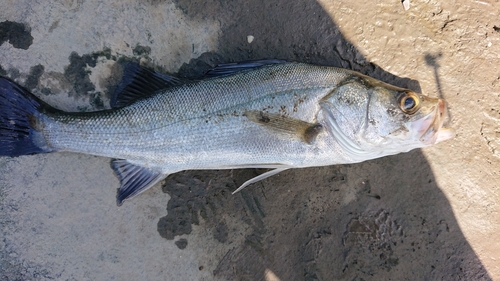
<box><xmin>407</xmin><ymin>99</ymin><xmax>455</xmax><ymax>145</ymax></box>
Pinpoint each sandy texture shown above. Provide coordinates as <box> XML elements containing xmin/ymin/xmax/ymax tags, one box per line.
<box><xmin>1</xmin><ymin>0</ymin><xmax>499</xmax><ymax>280</ymax></box>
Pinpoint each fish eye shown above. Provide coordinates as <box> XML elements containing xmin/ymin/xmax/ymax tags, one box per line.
<box><xmin>398</xmin><ymin>92</ymin><xmax>420</xmax><ymax>114</ymax></box>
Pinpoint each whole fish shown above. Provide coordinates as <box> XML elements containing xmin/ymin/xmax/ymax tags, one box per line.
<box><xmin>0</xmin><ymin>60</ymin><xmax>454</xmax><ymax>205</ymax></box>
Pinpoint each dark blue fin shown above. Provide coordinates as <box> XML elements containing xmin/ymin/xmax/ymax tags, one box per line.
<box><xmin>204</xmin><ymin>59</ymin><xmax>287</xmax><ymax>77</ymax></box>
<box><xmin>111</xmin><ymin>159</ymin><xmax>167</xmax><ymax>206</ymax></box>
<box><xmin>0</xmin><ymin>77</ymin><xmax>53</xmax><ymax>156</ymax></box>
<box><xmin>111</xmin><ymin>63</ymin><xmax>183</xmax><ymax>108</ymax></box>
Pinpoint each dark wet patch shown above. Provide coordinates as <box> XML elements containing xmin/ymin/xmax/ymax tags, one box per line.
<box><xmin>175</xmin><ymin>238</ymin><xmax>188</xmax><ymax>249</ymax></box>
<box><xmin>156</xmin><ymin>175</ymin><xmax>204</xmax><ymax>240</ymax></box>
<box><xmin>76</xmin><ymin>105</ymin><xmax>89</xmax><ymax>112</ymax></box>
<box><xmin>100</xmin><ymin>61</ymin><xmax>126</xmax><ymax>102</ymax></box>
<box><xmin>37</xmin><ymin>71</ymin><xmax>69</xmax><ymax>98</ymax></box>
<box><xmin>157</xmin><ymin>171</ymin><xmax>235</xmax><ymax>240</ymax></box>
<box><xmin>0</xmin><ymin>21</ymin><xmax>34</xmax><ymax>50</ymax></box>
<box><xmin>40</xmin><ymin>87</ymin><xmax>54</xmax><ymax>95</ymax></box>
<box><xmin>132</xmin><ymin>44</ymin><xmax>151</xmax><ymax>56</ymax></box>
<box><xmin>0</xmin><ymin>64</ymin><xmax>6</xmax><ymax>76</ymax></box>
<box><xmin>64</xmin><ymin>50</ymin><xmax>114</xmax><ymax>97</ymax></box>
<box><xmin>65</xmin><ymin>52</ymin><xmax>96</xmax><ymax>96</ymax></box>
<box><xmin>89</xmin><ymin>92</ymin><xmax>105</xmax><ymax>109</ymax></box>
<box><xmin>176</xmin><ymin>52</ymin><xmax>225</xmax><ymax>79</ymax></box>
<box><xmin>60</xmin><ymin>49</ymin><xmax>142</xmax><ymax>110</ymax></box>
<box><xmin>7</xmin><ymin>68</ymin><xmax>20</xmax><ymax>80</ymax></box>
<box><xmin>144</xmin><ymin>0</ymin><xmax>168</xmax><ymax>6</ymax></box>
<box><xmin>156</xmin><ymin>168</ymin><xmax>273</xmax><ymax>255</ymax></box>
<box><xmin>25</xmin><ymin>64</ymin><xmax>45</xmax><ymax>90</ymax></box>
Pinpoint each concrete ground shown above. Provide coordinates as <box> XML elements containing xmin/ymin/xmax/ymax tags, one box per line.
<box><xmin>1</xmin><ymin>0</ymin><xmax>499</xmax><ymax>280</ymax></box>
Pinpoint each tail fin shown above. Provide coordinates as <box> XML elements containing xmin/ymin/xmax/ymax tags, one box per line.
<box><xmin>0</xmin><ymin>77</ymin><xmax>53</xmax><ymax>156</ymax></box>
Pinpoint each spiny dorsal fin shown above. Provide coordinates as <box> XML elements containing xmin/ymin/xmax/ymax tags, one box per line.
<box><xmin>111</xmin><ymin>63</ymin><xmax>182</xmax><ymax>108</ymax></box>
<box><xmin>245</xmin><ymin>110</ymin><xmax>323</xmax><ymax>144</ymax></box>
<box><xmin>204</xmin><ymin>59</ymin><xmax>287</xmax><ymax>78</ymax></box>
<box><xmin>111</xmin><ymin>159</ymin><xmax>167</xmax><ymax>206</ymax></box>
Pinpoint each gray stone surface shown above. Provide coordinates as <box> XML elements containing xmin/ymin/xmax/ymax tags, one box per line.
<box><xmin>1</xmin><ymin>0</ymin><xmax>499</xmax><ymax>280</ymax></box>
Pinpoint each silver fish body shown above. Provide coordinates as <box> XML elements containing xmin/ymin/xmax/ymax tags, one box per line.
<box><xmin>44</xmin><ymin>63</ymin><xmax>352</xmax><ymax>169</ymax></box>
<box><xmin>0</xmin><ymin>61</ymin><xmax>454</xmax><ymax>204</ymax></box>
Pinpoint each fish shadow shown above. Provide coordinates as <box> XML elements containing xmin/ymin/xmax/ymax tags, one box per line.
<box><xmin>155</xmin><ymin>0</ymin><xmax>491</xmax><ymax>280</ymax></box>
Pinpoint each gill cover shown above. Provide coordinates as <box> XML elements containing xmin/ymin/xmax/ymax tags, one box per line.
<box><xmin>319</xmin><ymin>76</ymin><xmax>381</xmax><ymax>161</ymax></box>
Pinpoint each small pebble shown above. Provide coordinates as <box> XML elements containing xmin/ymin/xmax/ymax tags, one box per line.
<box><xmin>247</xmin><ymin>35</ymin><xmax>254</xmax><ymax>43</ymax></box>
<box><xmin>175</xmin><ymin>238</ymin><xmax>188</xmax><ymax>249</ymax></box>
<box><xmin>402</xmin><ymin>0</ymin><xmax>410</xmax><ymax>10</ymax></box>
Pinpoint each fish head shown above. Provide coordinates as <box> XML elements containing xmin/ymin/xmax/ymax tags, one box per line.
<box><xmin>320</xmin><ymin>73</ymin><xmax>454</xmax><ymax>162</ymax></box>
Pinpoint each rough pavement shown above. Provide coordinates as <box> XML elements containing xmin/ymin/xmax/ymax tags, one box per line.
<box><xmin>1</xmin><ymin>0</ymin><xmax>499</xmax><ymax>280</ymax></box>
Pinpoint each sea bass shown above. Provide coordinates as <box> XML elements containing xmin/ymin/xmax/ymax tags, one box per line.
<box><xmin>0</xmin><ymin>60</ymin><xmax>454</xmax><ymax>205</ymax></box>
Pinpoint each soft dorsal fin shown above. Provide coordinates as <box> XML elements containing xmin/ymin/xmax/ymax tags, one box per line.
<box><xmin>204</xmin><ymin>59</ymin><xmax>287</xmax><ymax>77</ymax></box>
<box><xmin>245</xmin><ymin>110</ymin><xmax>323</xmax><ymax>145</ymax></box>
<box><xmin>111</xmin><ymin>159</ymin><xmax>168</xmax><ymax>206</ymax></box>
<box><xmin>111</xmin><ymin>63</ymin><xmax>182</xmax><ymax>108</ymax></box>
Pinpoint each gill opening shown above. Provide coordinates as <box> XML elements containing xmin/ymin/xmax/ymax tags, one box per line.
<box><xmin>355</xmin><ymin>90</ymin><xmax>372</xmax><ymax>141</ymax></box>
<box><xmin>320</xmin><ymin>102</ymin><xmax>378</xmax><ymax>162</ymax></box>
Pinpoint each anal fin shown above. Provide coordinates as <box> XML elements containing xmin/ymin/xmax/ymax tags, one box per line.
<box><xmin>111</xmin><ymin>159</ymin><xmax>167</xmax><ymax>206</ymax></box>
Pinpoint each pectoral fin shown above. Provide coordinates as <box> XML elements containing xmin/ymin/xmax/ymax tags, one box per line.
<box><xmin>245</xmin><ymin>110</ymin><xmax>323</xmax><ymax>144</ymax></box>
<box><xmin>111</xmin><ymin>159</ymin><xmax>167</xmax><ymax>206</ymax></box>
<box><xmin>232</xmin><ymin>168</ymin><xmax>290</xmax><ymax>194</ymax></box>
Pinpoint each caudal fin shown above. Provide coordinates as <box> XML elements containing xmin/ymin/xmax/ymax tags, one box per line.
<box><xmin>0</xmin><ymin>77</ymin><xmax>53</xmax><ymax>156</ymax></box>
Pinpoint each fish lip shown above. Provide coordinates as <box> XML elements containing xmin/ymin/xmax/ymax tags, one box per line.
<box><xmin>414</xmin><ymin>99</ymin><xmax>455</xmax><ymax>145</ymax></box>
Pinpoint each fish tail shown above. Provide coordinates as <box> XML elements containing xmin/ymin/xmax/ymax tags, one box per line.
<box><xmin>0</xmin><ymin>77</ymin><xmax>54</xmax><ymax>156</ymax></box>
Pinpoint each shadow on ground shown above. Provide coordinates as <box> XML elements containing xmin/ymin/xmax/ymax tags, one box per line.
<box><xmin>154</xmin><ymin>0</ymin><xmax>490</xmax><ymax>280</ymax></box>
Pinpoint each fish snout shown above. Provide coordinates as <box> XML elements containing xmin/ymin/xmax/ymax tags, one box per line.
<box><xmin>405</xmin><ymin>99</ymin><xmax>454</xmax><ymax>145</ymax></box>
<box><xmin>434</xmin><ymin>99</ymin><xmax>455</xmax><ymax>143</ymax></box>
<box><xmin>420</xmin><ymin>99</ymin><xmax>454</xmax><ymax>145</ymax></box>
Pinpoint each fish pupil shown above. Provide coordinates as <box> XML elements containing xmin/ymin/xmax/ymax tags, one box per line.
<box><xmin>404</xmin><ymin>97</ymin><xmax>415</xmax><ymax>109</ymax></box>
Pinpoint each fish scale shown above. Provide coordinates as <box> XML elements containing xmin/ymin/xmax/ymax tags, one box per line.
<box><xmin>41</xmin><ymin>63</ymin><xmax>350</xmax><ymax>168</ymax></box>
